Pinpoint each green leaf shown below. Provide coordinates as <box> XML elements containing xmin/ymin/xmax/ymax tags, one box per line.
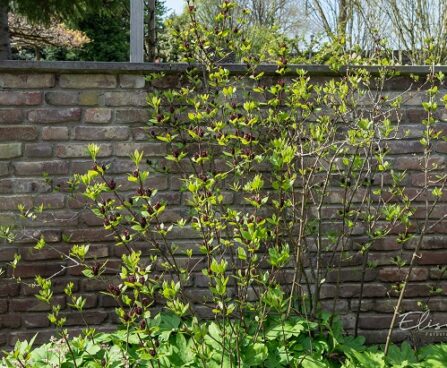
<box><xmin>242</xmin><ymin>342</ymin><xmax>268</xmax><ymax>366</ymax></box>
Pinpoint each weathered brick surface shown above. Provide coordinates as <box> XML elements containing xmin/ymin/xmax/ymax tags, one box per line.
<box><xmin>0</xmin><ymin>65</ymin><xmax>446</xmax><ymax>348</ymax></box>
<box><xmin>13</xmin><ymin>161</ymin><xmax>69</xmax><ymax>176</ymax></box>
<box><xmin>119</xmin><ymin>74</ymin><xmax>146</xmax><ymax>89</ymax></box>
<box><xmin>45</xmin><ymin>91</ymin><xmax>79</xmax><ymax>106</ymax></box>
<box><xmin>24</xmin><ymin>143</ymin><xmax>53</xmax><ymax>158</ymax></box>
<box><xmin>42</xmin><ymin>126</ymin><xmax>69</xmax><ymax>140</ymax></box>
<box><xmin>104</xmin><ymin>91</ymin><xmax>147</xmax><ymax>106</ymax></box>
<box><xmin>84</xmin><ymin>108</ymin><xmax>113</xmax><ymax>123</ymax></box>
<box><xmin>0</xmin><ymin>143</ymin><xmax>22</xmax><ymax>159</ymax></box>
<box><xmin>28</xmin><ymin>108</ymin><xmax>81</xmax><ymax>123</ymax></box>
<box><xmin>0</xmin><ymin>73</ymin><xmax>55</xmax><ymax>88</ymax></box>
<box><xmin>0</xmin><ymin>109</ymin><xmax>24</xmax><ymax>123</ymax></box>
<box><xmin>56</xmin><ymin>143</ymin><xmax>112</xmax><ymax>158</ymax></box>
<box><xmin>0</xmin><ymin>126</ymin><xmax>38</xmax><ymax>141</ymax></box>
<box><xmin>74</xmin><ymin>126</ymin><xmax>129</xmax><ymax>140</ymax></box>
<box><xmin>59</xmin><ymin>74</ymin><xmax>117</xmax><ymax>89</ymax></box>
<box><xmin>0</xmin><ymin>91</ymin><xmax>42</xmax><ymax>105</ymax></box>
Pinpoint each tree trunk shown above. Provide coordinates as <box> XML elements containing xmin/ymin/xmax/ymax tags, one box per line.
<box><xmin>337</xmin><ymin>0</ymin><xmax>348</xmax><ymax>41</ymax></box>
<box><xmin>147</xmin><ymin>0</ymin><xmax>156</xmax><ymax>61</ymax></box>
<box><xmin>0</xmin><ymin>2</ymin><xmax>11</xmax><ymax>60</ymax></box>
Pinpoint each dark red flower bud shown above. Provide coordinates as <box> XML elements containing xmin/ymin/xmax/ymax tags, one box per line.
<box><xmin>108</xmin><ymin>179</ymin><xmax>116</xmax><ymax>190</ymax></box>
<box><xmin>127</xmin><ymin>275</ymin><xmax>136</xmax><ymax>283</ymax></box>
<box><xmin>92</xmin><ymin>263</ymin><xmax>101</xmax><ymax>276</ymax></box>
<box><xmin>123</xmin><ymin>229</ymin><xmax>131</xmax><ymax>241</ymax></box>
<box><xmin>107</xmin><ymin>284</ymin><xmax>121</xmax><ymax>296</ymax></box>
<box><xmin>140</xmin><ymin>320</ymin><xmax>147</xmax><ymax>329</ymax></box>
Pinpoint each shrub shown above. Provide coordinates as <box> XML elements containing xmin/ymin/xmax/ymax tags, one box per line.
<box><xmin>2</xmin><ymin>1</ymin><xmax>447</xmax><ymax>367</ymax></box>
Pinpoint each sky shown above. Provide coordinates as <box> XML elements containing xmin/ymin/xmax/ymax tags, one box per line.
<box><xmin>165</xmin><ymin>0</ymin><xmax>185</xmax><ymax>15</ymax></box>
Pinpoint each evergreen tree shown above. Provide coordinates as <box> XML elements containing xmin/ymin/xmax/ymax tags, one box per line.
<box><xmin>0</xmin><ymin>0</ymin><xmax>116</xmax><ymax>59</ymax></box>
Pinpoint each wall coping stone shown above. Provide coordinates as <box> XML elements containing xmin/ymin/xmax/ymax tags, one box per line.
<box><xmin>0</xmin><ymin>60</ymin><xmax>444</xmax><ymax>76</ymax></box>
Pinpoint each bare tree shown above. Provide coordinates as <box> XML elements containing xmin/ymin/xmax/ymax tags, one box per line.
<box><xmin>305</xmin><ymin>0</ymin><xmax>389</xmax><ymax>49</ymax></box>
<box><xmin>384</xmin><ymin>0</ymin><xmax>447</xmax><ymax>64</ymax></box>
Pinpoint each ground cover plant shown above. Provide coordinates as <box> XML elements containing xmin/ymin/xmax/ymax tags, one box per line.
<box><xmin>2</xmin><ymin>0</ymin><xmax>447</xmax><ymax>367</ymax></box>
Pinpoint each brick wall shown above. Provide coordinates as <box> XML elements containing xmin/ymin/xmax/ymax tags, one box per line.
<box><xmin>0</xmin><ymin>61</ymin><xmax>446</xmax><ymax>347</ymax></box>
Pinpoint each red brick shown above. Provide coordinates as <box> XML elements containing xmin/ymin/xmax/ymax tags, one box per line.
<box><xmin>0</xmin><ymin>73</ymin><xmax>55</xmax><ymax>88</ymax></box>
<box><xmin>386</xmin><ymin>140</ymin><xmax>424</xmax><ymax>154</ymax></box>
<box><xmin>22</xmin><ymin>314</ymin><xmax>50</xmax><ymax>328</ymax></box>
<box><xmin>119</xmin><ymin>75</ymin><xmax>146</xmax><ymax>88</ymax></box>
<box><xmin>393</xmin><ymin>284</ymin><xmax>431</xmax><ymax>298</ymax></box>
<box><xmin>326</xmin><ymin>268</ymin><xmax>377</xmax><ymax>282</ymax></box>
<box><xmin>34</xmin><ymin>193</ymin><xmax>65</xmax><ymax>209</ymax></box>
<box><xmin>418</xmin><ymin>252</ymin><xmax>447</xmax><ymax>265</ymax></box>
<box><xmin>56</xmin><ymin>143</ymin><xmax>112</xmax><ymax>158</ymax></box>
<box><xmin>0</xmin><ymin>178</ymin><xmax>50</xmax><ymax>194</ymax></box>
<box><xmin>358</xmin><ymin>315</ymin><xmax>394</xmax><ymax>330</ymax></box>
<box><xmin>41</xmin><ymin>126</ymin><xmax>69</xmax><ymax>140</ymax></box>
<box><xmin>14</xmin><ymin>229</ymin><xmax>60</xmax><ymax>244</ymax></box>
<box><xmin>28</xmin><ymin>108</ymin><xmax>81</xmax><ymax>123</ymax></box>
<box><xmin>0</xmin><ymin>281</ymin><xmax>20</xmax><ymax>297</ymax></box>
<box><xmin>151</xmin><ymin>75</ymin><xmax>179</xmax><ymax>89</ymax></box>
<box><xmin>20</xmin><ymin>245</ymin><xmax>69</xmax><ymax>261</ymax></box>
<box><xmin>0</xmin><ymin>300</ymin><xmax>7</xmax><ymax>314</ymax></box>
<box><xmin>81</xmin><ymin>279</ymin><xmax>109</xmax><ymax>292</ymax></box>
<box><xmin>131</xmin><ymin>127</ymin><xmax>150</xmax><ymax>141</ymax></box>
<box><xmin>114</xmin><ymin>143</ymin><xmax>166</xmax><ymax>157</ymax></box>
<box><xmin>60</xmin><ymin>74</ymin><xmax>116</xmax><ymax>89</ymax></box>
<box><xmin>115</xmin><ymin>108</ymin><xmax>150</xmax><ymax>123</ymax></box>
<box><xmin>45</xmin><ymin>91</ymin><xmax>79</xmax><ymax>105</ymax></box>
<box><xmin>74</xmin><ymin>126</ymin><xmax>129</xmax><ymax>140</ymax></box>
<box><xmin>0</xmin><ymin>247</ymin><xmax>16</xmax><ymax>262</ymax></box>
<box><xmin>0</xmin><ymin>109</ymin><xmax>24</xmax><ymax>123</ymax></box>
<box><xmin>63</xmin><ymin>228</ymin><xmax>112</xmax><ymax>243</ymax></box>
<box><xmin>0</xmin><ymin>126</ymin><xmax>37</xmax><ymax>141</ymax></box>
<box><xmin>10</xmin><ymin>296</ymin><xmax>66</xmax><ymax>312</ymax></box>
<box><xmin>21</xmin><ymin>279</ymin><xmax>78</xmax><ymax>296</ymax></box>
<box><xmin>79</xmin><ymin>91</ymin><xmax>101</xmax><ymax>106</ymax></box>
<box><xmin>11</xmin><ymin>263</ymin><xmax>65</xmax><ymax>279</ymax></box>
<box><xmin>0</xmin><ymin>91</ymin><xmax>42</xmax><ymax>105</ymax></box>
<box><xmin>62</xmin><ymin>311</ymin><xmax>108</xmax><ymax>326</ymax></box>
<box><xmin>13</xmin><ymin>161</ymin><xmax>69</xmax><ymax>176</ymax></box>
<box><xmin>0</xmin><ymin>162</ymin><xmax>8</xmax><ymax>176</ymax></box>
<box><xmin>104</xmin><ymin>91</ymin><xmax>147</xmax><ymax>106</ymax></box>
<box><xmin>339</xmin><ymin>284</ymin><xmax>387</xmax><ymax>298</ymax></box>
<box><xmin>24</xmin><ymin>143</ymin><xmax>53</xmax><ymax>158</ymax></box>
<box><xmin>100</xmin><ymin>295</ymin><xmax>119</xmax><ymax>307</ymax></box>
<box><xmin>9</xmin><ymin>330</ymin><xmax>57</xmax><ymax>347</ymax></box>
<box><xmin>84</xmin><ymin>108</ymin><xmax>112</xmax><ymax>123</ymax></box>
<box><xmin>436</xmin><ymin>141</ymin><xmax>447</xmax><ymax>153</ymax></box>
<box><xmin>82</xmin><ymin>294</ymin><xmax>98</xmax><ymax>309</ymax></box>
<box><xmin>379</xmin><ymin>267</ymin><xmax>428</xmax><ymax>282</ymax></box>
<box><xmin>0</xmin><ymin>315</ymin><xmax>21</xmax><ymax>328</ymax></box>
<box><xmin>0</xmin><ymin>195</ymin><xmax>33</xmax><ymax>210</ymax></box>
